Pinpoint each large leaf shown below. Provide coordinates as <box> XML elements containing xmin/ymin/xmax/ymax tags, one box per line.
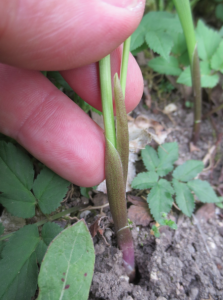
<box><xmin>37</xmin><ymin>220</ymin><xmax>95</xmax><ymax>300</ymax></box>
<box><xmin>33</xmin><ymin>167</ymin><xmax>69</xmax><ymax>214</ymax></box>
<box><xmin>173</xmin><ymin>179</ymin><xmax>195</xmax><ymax>217</ymax></box>
<box><xmin>0</xmin><ymin>225</ymin><xmax>40</xmax><ymax>300</ymax></box>
<box><xmin>173</xmin><ymin>160</ymin><xmax>204</xmax><ymax>182</ymax></box>
<box><xmin>177</xmin><ymin>61</ymin><xmax>219</xmax><ymax>88</ymax></box>
<box><xmin>157</xmin><ymin>142</ymin><xmax>178</xmax><ymax>176</ymax></box>
<box><xmin>187</xmin><ymin>179</ymin><xmax>219</xmax><ymax>203</ymax></box>
<box><xmin>196</xmin><ymin>20</ymin><xmax>221</xmax><ymax>61</ymax></box>
<box><xmin>131</xmin><ymin>171</ymin><xmax>159</xmax><ymax>190</ymax></box>
<box><xmin>36</xmin><ymin>222</ymin><xmax>63</xmax><ymax>263</ymax></box>
<box><xmin>0</xmin><ymin>142</ymin><xmax>36</xmax><ymax>218</ymax></box>
<box><xmin>145</xmin><ymin>31</ymin><xmax>173</xmax><ymax>60</ymax></box>
<box><xmin>141</xmin><ymin>145</ymin><xmax>160</xmax><ymax>172</ymax></box>
<box><xmin>211</xmin><ymin>40</ymin><xmax>223</xmax><ymax>73</ymax></box>
<box><xmin>147</xmin><ymin>179</ymin><xmax>174</xmax><ymax>222</ymax></box>
<box><xmin>148</xmin><ymin>56</ymin><xmax>182</xmax><ymax>76</ymax></box>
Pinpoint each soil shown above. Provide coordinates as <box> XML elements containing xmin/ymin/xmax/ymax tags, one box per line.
<box><xmin>86</xmin><ymin>86</ymin><xmax>223</xmax><ymax>300</ymax></box>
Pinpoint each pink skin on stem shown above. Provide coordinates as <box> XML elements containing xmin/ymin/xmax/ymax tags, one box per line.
<box><xmin>0</xmin><ymin>0</ymin><xmax>145</xmax><ymax>187</ymax></box>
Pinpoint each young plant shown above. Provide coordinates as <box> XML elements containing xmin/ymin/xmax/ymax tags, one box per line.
<box><xmin>131</xmin><ymin>8</ymin><xmax>223</xmax><ymax>144</ymax></box>
<box><xmin>99</xmin><ymin>38</ymin><xmax>135</xmax><ymax>280</ymax></box>
<box><xmin>132</xmin><ymin>142</ymin><xmax>221</xmax><ymax>229</ymax></box>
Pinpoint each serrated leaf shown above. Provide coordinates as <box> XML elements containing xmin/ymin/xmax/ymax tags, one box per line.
<box><xmin>157</xmin><ymin>142</ymin><xmax>178</xmax><ymax>176</ymax></box>
<box><xmin>131</xmin><ymin>171</ymin><xmax>159</xmax><ymax>190</ymax></box>
<box><xmin>171</xmin><ymin>32</ymin><xmax>187</xmax><ymax>56</ymax></box>
<box><xmin>41</xmin><ymin>222</ymin><xmax>63</xmax><ymax>246</ymax></box>
<box><xmin>142</xmin><ymin>11</ymin><xmax>183</xmax><ymax>33</ymax></box>
<box><xmin>130</xmin><ymin>25</ymin><xmax>146</xmax><ymax>52</ymax></box>
<box><xmin>36</xmin><ymin>222</ymin><xmax>63</xmax><ymax>263</ymax></box>
<box><xmin>36</xmin><ymin>240</ymin><xmax>47</xmax><ymax>264</ymax></box>
<box><xmin>173</xmin><ymin>179</ymin><xmax>195</xmax><ymax>217</ymax></box>
<box><xmin>211</xmin><ymin>40</ymin><xmax>223</xmax><ymax>72</ymax></box>
<box><xmin>187</xmin><ymin>179</ymin><xmax>219</xmax><ymax>203</ymax></box>
<box><xmin>177</xmin><ymin>61</ymin><xmax>219</xmax><ymax>88</ymax></box>
<box><xmin>147</xmin><ymin>179</ymin><xmax>174</xmax><ymax>222</ymax></box>
<box><xmin>0</xmin><ymin>225</ymin><xmax>40</xmax><ymax>300</ymax></box>
<box><xmin>131</xmin><ymin>42</ymin><xmax>148</xmax><ymax>56</ymax></box>
<box><xmin>141</xmin><ymin>145</ymin><xmax>160</xmax><ymax>172</ymax></box>
<box><xmin>33</xmin><ymin>167</ymin><xmax>69</xmax><ymax>214</ymax></box>
<box><xmin>148</xmin><ymin>56</ymin><xmax>182</xmax><ymax>76</ymax></box>
<box><xmin>37</xmin><ymin>220</ymin><xmax>95</xmax><ymax>300</ymax></box>
<box><xmin>173</xmin><ymin>160</ymin><xmax>204</xmax><ymax>181</ymax></box>
<box><xmin>196</xmin><ymin>20</ymin><xmax>221</xmax><ymax>61</ymax></box>
<box><xmin>145</xmin><ymin>31</ymin><xmax>173</xmax><ymax>60</ymax></box>
<box><xmin>0</xmin><ymin>142</ymin><xmax>36</xmax><ymax>218</ymax></box>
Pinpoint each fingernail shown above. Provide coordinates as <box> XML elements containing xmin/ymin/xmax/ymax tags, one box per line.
<box><xmin>102</xmin><ymin>0</ymin><xmax>145</xmax><ymax>11</ymax></box>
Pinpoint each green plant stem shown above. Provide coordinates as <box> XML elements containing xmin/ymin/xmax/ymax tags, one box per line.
<box><xmin>120</xmin><ymin>37</ymin><xmax>131</xmax><ymax>97</ymax></box>
<box><xmin>173</xmin><ymin>0</ymin><xmax>202</xmax><ymax>144</ymax></box>
<box><xmin>99</xmin><ymin>56</ymin><xmax>116</xmax><ymax>148</ymax></box>
<box><xmin>0</xmin><ymin>206</ymin><xmax>79</xmax><ymax>241</ymax></box>
<box><xmin>203</xmin><ymin>103</ymin><xmax>223</xmax><ymax>119</ymax></box>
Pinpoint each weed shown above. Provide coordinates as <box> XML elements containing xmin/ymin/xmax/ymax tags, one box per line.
<box><xmin>131</xmin><ymin>142</ymin><xmax>222</xmax><ymax>233</ymax></box>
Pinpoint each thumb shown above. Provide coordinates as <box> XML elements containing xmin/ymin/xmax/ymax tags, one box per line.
<box><xmin>0</xmin><ymin>0</ymin><xmax>145</xmax><ymax>70</ymax></box>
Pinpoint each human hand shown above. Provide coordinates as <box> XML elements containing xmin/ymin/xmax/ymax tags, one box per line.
<box><xmin>0</xmin><ymin>0</ymin><xmax>145</xmax><ymax>186</ymax></box>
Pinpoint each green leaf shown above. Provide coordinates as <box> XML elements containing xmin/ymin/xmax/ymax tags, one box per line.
<box><xmin>177</xmin><ymin>61</ymin><xmax>219</xmax><ymax>88</ymax></box>
<box><xmin>48</xmin><ymin>71</ymin><xmax>73</xmax><ymax>91</ymax></box>
<box><xmin>131</xmin><ymin>42</ymin><xmax>148</xmax><ymax>56</ymax></box>
<box><xmin>36</xmin><ymin>222</ymin><xmax>63</xmax><ymax>263</ymax></box>
<box><xmin>215</xmin><ymin>197</ymin><xmax>223</xmax><ymax>208</ymax></box>
<box><xmin>74</xmin><ymin>95</ymin><xmax>102</xmax><ymax>116</ymax></box>
<box><xmin>0</xmin><ymin>223</ymin><xmax>4</xmax><ymax>236</ymax></box>
<box><xmin>37</xmin><ymin>220</ymin><xmax>95</xmax><ymax>300</ymax></box>
<box><xmin>33</xmin><ymin>167</ymin><xmax>69</xmax><ymax>214</ymax></box>
<box><xmin>148</xmin><ymin>179</ymin><xmax>174</xmax><ymax>222</ymax></box>
<box><xmin>211</xmin><ymin>40</ymin><xmax>223</xmax><ymax>72</ymax></box>
<box><xmin>80</xmin><ymin>187</ymin><xmax>91</xmax><ymax>198</ymax></box>
<box><xmin>141</xmin><ymin>145</ymin><xmax>160</xmax><ymax>172</ymax></box>
<box><xmin>142</xmin><ymin>11</ymin><xmax>183</xmax><ymax>33</ymax></box>
<box><xmin>216</xmin><ymin>4</ymin><xmax>223</xmax><ymax>21</ymax></box>
<box><xmin>157</xmin><ymin>142</ymin><xmax>178</xmax><ymax>176</ymax></box>
<box><xmin>36</xmin><ymin>240</ymin><xmax>47</xmax><ymax>264</ymax></box>
<box><xmin>187</xmin><ymin>179</ymin><xmax>219</xmax><ymax>203</ymax></box>
<box><xmin>173</xmin><ymin>179</ymin><xmax>195</xmax><ymax>217</ymax></box>
<box><xmin>149</xmin><ymin>56</ymin><xmax>182</xmax><ymax>76</ymax></box>
<box><xmin>171</xmin><ymin>32</ymin><xmax>187</xmax><ymax>56</ymax></box>
<box><xmin>41</xmin><ymin>222</ymin><xmax>63</xmax><ymax>246</ymax></box>
<box><xmin>151</xmin><ymin>225</ymin><xmax>160</xmax><ymax>238</ymax></box>
<box><xmin>219</xmin><ymin>26</ymin><xmax>223</xmax><ymax>37</ymax></box>
<box><xmin>0</xmin><ymin>142</ymin><xmax>36</xmax><ymax>218</ymax></box>
<box><xmin>130</xmin><ymin>11</ymin><xmax>182</xmax><ymax>52</ymax></box>
<box><xmin>196</xmin><ymin>20</ymin><xmax>221</xmax><ymax>61</ymax></box>
<box><xmin>173</xmin><ymin>160</ymin><xmax>204</xmax><ymax>181</ymax></box>
<box><xmin>145</xmin><ymin>31</ymin><xmax>173</xmax><ymax>60</ymax></box>
<box><xmin>130</xmin><ymin>25</ymin><xmax>146</xmax><ymax>52</ymax></box>
<box><xmin>131</xmin><ymin>171</ymin><xmax>159</xmax><ymax>190</ymax></box>
<box><xmin>0</xmin><ymin>225</ymin><xmax>40</xmax><ymax>300</ymax></box>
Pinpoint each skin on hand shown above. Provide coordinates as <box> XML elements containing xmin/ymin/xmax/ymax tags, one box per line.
<box><xmin>0</xmin><ymin>0</ymin><xmax>145</xmax><ymax>187</ymax></box>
